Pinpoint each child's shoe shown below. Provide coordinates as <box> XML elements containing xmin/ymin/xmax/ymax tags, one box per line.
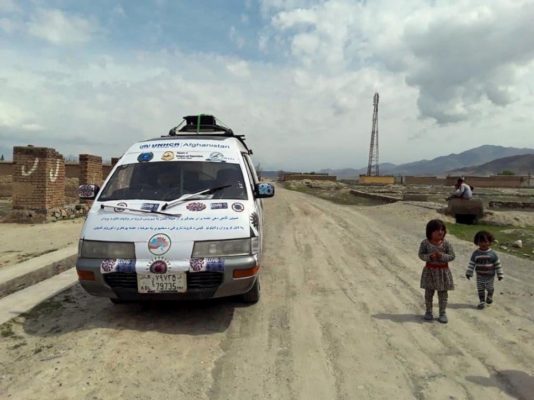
<box><xmin>477</xmin><ymin>302</ymin><xmax>486</xmax><ymax>309</ymax></box>
<box><xmin>438</xmin><ymin>313</ymin><xmax>448</xmax><ymax>324</ymax></box>
<box><xmin>486</xmin><ymin>296</ymin><xmax>493</xmax><ymax>305</ymax></box>
<box><xmin>423</xmin><ymin>312</ymin><xmax>433</xmax><ymax>321</ymax></box>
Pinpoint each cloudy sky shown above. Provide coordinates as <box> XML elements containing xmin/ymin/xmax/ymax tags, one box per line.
<box><xmin>1</xmin><ymin>0</ymin><xmax>534</xmax><ymax>170</ymax></box>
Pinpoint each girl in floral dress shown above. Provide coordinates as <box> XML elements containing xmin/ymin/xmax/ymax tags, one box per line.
<box><xmin>419</xmin><ymin>219</ymin><xmax>455</xmax><ymax>323</ymax></box>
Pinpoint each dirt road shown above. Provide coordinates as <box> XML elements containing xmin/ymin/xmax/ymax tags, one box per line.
<box><xmin>0</xmin><ymin>219</ymin><xmax>83</xmax><ymax>268</ymax></box>
<box><xmin>1</xmin><ymin>187</ymin><xmax>533</xmax><ymax>399</ymax></box>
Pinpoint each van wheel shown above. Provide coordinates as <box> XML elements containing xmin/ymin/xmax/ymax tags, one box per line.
<box><xmin>241</xmin><ymin>278</ymin><xmax>260</xmax><ymax>304</ymax></box>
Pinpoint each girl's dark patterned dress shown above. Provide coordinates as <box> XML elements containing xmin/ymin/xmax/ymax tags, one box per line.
<box><xmin>419</xmin><ymin>239</ymin><xmax>455</xmax><ymax>291</ymax></box>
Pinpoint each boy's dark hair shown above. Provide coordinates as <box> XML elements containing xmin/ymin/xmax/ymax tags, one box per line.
<box><xmin>473</xmin><ymin>230</ymin><xmax>494</xmax><ymax>245</ymax></box>
<box><xmin>426</xmin><ymin>219</ymin><xmax>447</xmax><ymax>239</ymax></box>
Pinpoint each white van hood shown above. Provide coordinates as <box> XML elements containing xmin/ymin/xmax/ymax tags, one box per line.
<box><xmin>82</xmin><ymin>200</ymin><xmax>252</xmax><ymax>264</ymax></box>
<box><xmin>84</xmin><ymin>200</ymin><xmax>250</xmax><ymax>240</ymax></box>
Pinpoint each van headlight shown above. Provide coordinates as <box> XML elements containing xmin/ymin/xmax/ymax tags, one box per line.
<box><xmin>192</xmin><ymin>238</ymin><xmax>251</xmax><ymax>257</ymax></box>
<box><xmin>80</xmin><ymin>240</ymin><xmax>135</xmax><ymax>259</ymax></box>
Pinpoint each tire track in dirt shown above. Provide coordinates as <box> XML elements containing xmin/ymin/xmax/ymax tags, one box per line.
<box><xmin>280</xmin><ymin>187</ymin><xmax>533</xmax><ymax>399</ymax></box>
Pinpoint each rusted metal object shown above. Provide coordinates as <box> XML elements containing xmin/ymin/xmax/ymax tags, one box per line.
<box><xmin>447</xmin><ymin>198</ymin><xmax>484</xmax><ymax>224</ymax></box>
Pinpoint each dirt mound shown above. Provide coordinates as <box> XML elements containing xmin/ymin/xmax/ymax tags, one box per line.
<box><xmin>285</xmin><ymin>179</ymin><xmax>347</xmax><ymax>190</ymax></box>
<box><xmin>483</xmin><ymin>210</ymin><xmax>534</xmax><ymax>227</ymax></box>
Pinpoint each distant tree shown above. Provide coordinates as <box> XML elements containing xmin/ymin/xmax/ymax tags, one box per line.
<box><xmin>0</xmin><ymin>154</ymin><xmax>4</xmax><ymax>161</ymax></box>
<box><xmin>498</xmin><ymin>170</ymin><xmax>515</xmax><ymax>176</ymax></box>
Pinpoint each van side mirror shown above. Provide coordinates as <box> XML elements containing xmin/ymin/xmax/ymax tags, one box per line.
<box><xmin>254</xmin><ymin>183</ymin><xmax>275</xmax><ymax>198</ymax></box>
<box><xmin>79</xmin><ymin>184</ymin><xmax>100</xmax><ymax>200</ymax></box>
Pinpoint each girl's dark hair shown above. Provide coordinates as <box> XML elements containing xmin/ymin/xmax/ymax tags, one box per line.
<box><xmin>426</xmin><ymin>219</ymin><xmax>447</xmax><ymax>239</ymax></box>
<box><xmin>473</xmin><ymin>230</ymin><xmax>494</xmax><ymax>245</ymax></box>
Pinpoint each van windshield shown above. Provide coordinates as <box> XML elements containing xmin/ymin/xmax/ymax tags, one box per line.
<box><xmin>98</xmin><ymin>161</ymin><xmax>248</xmax><ymax>201</ymax></box>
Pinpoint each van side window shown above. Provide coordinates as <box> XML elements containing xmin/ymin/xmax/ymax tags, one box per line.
<box><xmin>243</xmin><ymin>154</ymin><xmax>258</xmax><ymax>185</ymax></box>
<box><xmin>242</xmin><ymin>155</ymin><xmax>256</xmax><ymax>196</ymax></box>
<box><xmin>105</xmin><ymin>165</ymin><xmax>133</xmax><ymax>195</ymax></box>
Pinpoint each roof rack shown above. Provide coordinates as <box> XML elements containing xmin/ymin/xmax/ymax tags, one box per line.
<box><xmin>166</xmin><ymin>114</ymin><xmax>252</xmax><ymax>154</ymax></box>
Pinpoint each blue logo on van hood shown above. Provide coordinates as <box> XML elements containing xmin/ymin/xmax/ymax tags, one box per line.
<box><xmin>138</xmin><ymin>152</ymin><xmax>154</xmax><ymax>162</ymax></box>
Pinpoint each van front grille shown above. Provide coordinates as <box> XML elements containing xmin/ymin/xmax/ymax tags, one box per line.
<box><xmin>103</xmin><ymin>272</ymin><xmax>223</xmax><ymax>290</ymax></box>
<box><xmin>103</xmin><ymin>272</ymin><xmax>137</xmax><ymax>288</ymax></box>
<box><xmin>188</xmin><ymin>272</ymin><xmax>223</xmax><ymax>289</ymax></box>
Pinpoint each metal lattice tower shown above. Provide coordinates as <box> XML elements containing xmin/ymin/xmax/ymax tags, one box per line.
<box><xmin>367</xmin><ymin>92</ymin><xmax>379</xmax><ymax>176</ymax></box>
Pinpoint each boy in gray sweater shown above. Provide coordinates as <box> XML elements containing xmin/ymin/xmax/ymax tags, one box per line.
<box><xmin>466</xmin><ymin>231</ymin><xmax>503</xmax><ymax>309</ymax></box>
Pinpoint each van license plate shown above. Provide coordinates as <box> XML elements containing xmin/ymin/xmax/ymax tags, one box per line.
<box><xmin>137</xmin><ymin>272</ymin><xmax>187</xmax><ymax>293</ymax></box>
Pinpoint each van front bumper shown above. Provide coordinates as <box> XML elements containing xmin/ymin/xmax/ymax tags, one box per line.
<box><xmin>76</xmin><ymin>256</ymin><xmax>259</xmax><ymax>301</ymax></box>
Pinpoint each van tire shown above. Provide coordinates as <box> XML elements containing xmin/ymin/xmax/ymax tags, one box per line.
<box><xmin>242</xmin><ymin>278</ymin><xmax>260</xmax><ymax>303</ymax></box>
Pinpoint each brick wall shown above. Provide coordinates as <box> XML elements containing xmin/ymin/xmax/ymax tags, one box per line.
<box><xmin>79</xmin><ymin>154</ymin><xmax>103</xmax><ymax>186</ymax></box>
<box><xmin>358</xmin><ymin>175</ymin><xmax>395</xmax><ymax>185</ymax></box>
<box><xmin>445</xmin><ymin>175</ymin><xmax>526</xmax><ymax>188</ymax></box>
<box><xmin>12</xmin><ymin>146</ymin><xmax>65</xmax><ymax>212</ymax></box>
<box><xmin>0</xmin><ymin>175</ymin><xmax>11</xmax><ymax>198</ymax></box>
<box><xmin>404</xmin><ymin>176</ymin><xmax>447</xmax><ymax>185</ymax></box>
<box><xmin>0</xmin><ymin>161</ymin><xmax>13</xmax><ymax>176</ymax></box>
<box><xmin>65</xmin><ymin>163</ymin><xmax>81</xmax><ymax>179</ymax></box>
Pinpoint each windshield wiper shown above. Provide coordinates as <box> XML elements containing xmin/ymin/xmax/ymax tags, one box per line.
<box><xmin>161</xmin><ymin>185</ymin><xmax>231</xmax><ymax>210</ymax></box>
<box><xmin>100</xmin><ymin>203</ymin><xmax>181</xmax><ymax>218</ymax></box>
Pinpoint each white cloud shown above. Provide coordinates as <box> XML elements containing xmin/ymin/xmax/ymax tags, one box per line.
<box><xmin>272</xmin><ymin>8</ymin><xmax>317</xmax><ymax>29</ymax></box>
<box><xmin>1</xmin><ymin>1</ymin><xmax>534</xmax><ymax>170</ymax></box>
<box><xmin>398</xmin><ymin>1</ymin><xmax>534</xmax><ymax>123</ymax></box>
<box><xmin>0</xmin><ymin>0</ymin><xmax>20</xmax><ymax>13</ymax></box>
<box><xmin>112</xmin><ymin>5</ymin><xmax>126</xmax><ymax>17</ymax></box>
<box><xmin>226</xmin><ymin>60</ymin><xmax>251</xmax><ymax>78</ymax></box>
<box><xmin>257</xmin><ymin>33</ymin><xmax>272</xmax><ymax>53</ymax></box>
<box><xmin>269</xmin><ymin>2</ymin><xmax>360</xmax><ymax>70</ymax></box>
<box><xmin>20</xmin><ymin>123</ymin><xmax>45</xmax><ymax>131</ymax></box>
<box><xmin>266</xmin><ymin>0</ymin><xmax>534</xmax><ymax>126</ymax></box>
<box><xmin>27</xmin><ymin>8</ymin><xmax>98</xmax><ymax>45</ymax></box>
<box><xmin>0</xmin><ymin>17</ymin><xmax>19</xmax><ymax>33</ymax></box>
<box><xmin>291</xmin><ymin>33</ymin><xmax>319</xmax><ymax>65</ymax></box>
<box><xmin>0</xmin><ymin>102</ymin><xmax>27</xmax><ymax>127</ymax></box>
<box><xmin>229</xmin><ymin>26</ymin><xmax>246</xmax><ymax>49</ymax></box>
<box><xmin>0</xmin><ymin>43</ymin><xmax>435</xmax><ymax>170</ymax></box>
<box><xmin>260</xmin><ymin>0</ymin><xmax>314</xmax><ymax>15</ymax></box>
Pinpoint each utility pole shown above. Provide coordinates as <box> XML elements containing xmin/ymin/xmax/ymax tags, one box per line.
<box><xmin>367</xmin><ymin>92</ymin><xmax>379</xmax><ymax>176</ymax></box>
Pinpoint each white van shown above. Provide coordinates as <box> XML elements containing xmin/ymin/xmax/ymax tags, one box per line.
<box><xmin>76</xmin><ymin>115</ymin><xmax>275</xmax><ymax>303</ymax></box>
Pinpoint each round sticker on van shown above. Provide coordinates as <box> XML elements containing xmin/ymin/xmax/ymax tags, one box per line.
<box><xmin>149</xmin><ymin>259</ymin><xmax>168</xmax><ymax>274</ymax></box>
<box><xmin>186</xmin><ymin>202</ymin><xmax>206</xmax><ymax>211</ymax></box>
<box><xmin>138</xmin><ymin>152</ymin><xmax>154</xmax><ymax>162</ymax></box>
<box><xmin>206</xmin><ymin>152</ymin><xmax>225</xmax><ymax>162</ymax></box>
<box><xmin>148</xmin><ymin>233</ymin><xmax>171</xmax><ymax>255</ymax></box>
<box><xmin>161</xmin><ymin>151</ymin><xmax>174</xmax><ymax>161</ymax></box>
<box><xmin>232</xmin><ymin>202</ymin><xmax>244</xmax><ymax>212</ymax></box>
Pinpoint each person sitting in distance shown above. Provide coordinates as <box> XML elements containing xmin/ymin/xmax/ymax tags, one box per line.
<box><xmin>447</xmin><ymin>177</ymin><xmax>473</xmax><ymax>200</ymax></box>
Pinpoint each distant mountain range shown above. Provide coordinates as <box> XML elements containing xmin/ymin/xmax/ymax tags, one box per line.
<box><xmin>448</xmin><ymin>153</ymin><xmax>534</xmax><ymax>176</ymax></box>
<box><xmin>318</xmin><ymin>145</ymin><xmax>534</xmax><ymax>178</ymax></box>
